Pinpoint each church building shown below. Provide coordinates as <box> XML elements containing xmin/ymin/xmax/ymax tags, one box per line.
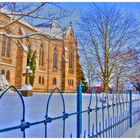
<box><xmin>0</xmin><ymin>10</ymin><xmax>83</xmax><ymax>92</ymax></box>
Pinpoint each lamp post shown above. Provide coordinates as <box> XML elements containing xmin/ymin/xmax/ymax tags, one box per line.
<box><xmin>23</xmin><ymin>66</ymin><xmax>32</xmax><ymax>85</ymax></box>
<box><xmin>21</xmin><ymin>66</ymin><xmax>33</xmax><ymax>96</ymax></box>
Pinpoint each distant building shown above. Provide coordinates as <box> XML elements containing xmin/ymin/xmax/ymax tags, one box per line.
<box><xmin>0</xmin><ymin>10</ymin><xmax>83</xmax><ymax>92</ymax></box>
<box><xmin>129</xmin><ymin>66</ymin><xmax>140</xmax><ymax>83</ymax></box>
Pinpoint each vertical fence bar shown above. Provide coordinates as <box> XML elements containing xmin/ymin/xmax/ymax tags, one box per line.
<box><xmin>108</xmin><ymin>117</ymin><xmax>110</xmax><ymax>138</ymax></box>
<box><xmin>87</xmin><ymin>105</ymin><xmax>92</xmax><ymax>137</ymax></box>
<box><xmin>112</xmin><ymin>93</ymin><xmax>115</xmax><ymax>137</ymax></box>
<box><xmin>129</xmin><ymin>90</ymin><xmax>132</xmax><ymax>128</ymax></box>
<box><xmin>95</xmin><ymin>93</ymin><xmax>98</xmax><ymax>138</ymax></box>
<box><xmin>119</xmin><ymin>115</ymin><xmax>121</xmax><ymax>137</ymax></box>
<box><xmin>77</xmin><ymin>83</ymin><xmax>82</xmax><ymax>138</ymax></box>
<box><xmin>126</xmin><ymin>92</ymin><xmax>129</xmax><ymax>130</ymax></box>
<box><xmin>107</xmin><ymin>98</ymin><xmax>110</xmax><ymax>137</ymax></box>
<box><xmin>115</xmin><ymin>116</ymin><xmax>117</xmax><ymax>137</ymax></box>
<box><xmin>92</xmin><ymin>123</ymin><xmax>95</xmax><ymax>137</ymax></box>
<box><xmin>110</xmin><ymin>118</ymin><xmax>112</xmax><ymax>137</ymax></box>
<box><xmin>70</xmin><ymin>133</ymin><xmax>72</xmax><ymax>138</ymax></box>
<box><xmin>102</xmin><ymin>101</ymin><xmax>105</xmax><ymax>137</ymax></box>
<box><xmin>122</xmin><ymin>94</ymin><xmax>125</xmax><ymax>134</ymax></box>
<box><xmin>105</xmin><ymin>119</ymin><xmax>107</xmax><ymax>138</ymax></box>
<box><xmin>84</xmin><ymin>130</ymin><xmax>86</xmax><ymax>138</ymax></box>
<box><xmin>99</xmin><ymin>122</ymin><xmax>101</xmax><ymax>138</ymax></box>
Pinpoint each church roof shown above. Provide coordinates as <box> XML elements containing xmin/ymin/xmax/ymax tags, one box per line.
<box><xmin>35</xmin><ymin>22</ymin><xmax>52</xmax><ymax>28</ymax></box>
<box><xmin>0</xmin><ymin>8</ymin><xmax>36</xmax><ymax>30</ymax></box>
<box><xmin>35</xmin><ymin>21</ymin><xmax>64</xmax><ymax>40</ymax></box>
<box><xmin>0</xmin><ymin>9</ymin><xmax>75</xmax><ymax>41</ymax></box>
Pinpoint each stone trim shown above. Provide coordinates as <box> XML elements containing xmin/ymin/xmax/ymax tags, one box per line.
<box><xmin>0</xmin><ymin>61</ymin><xmax>15</xmax><ymax>67</ymax></box>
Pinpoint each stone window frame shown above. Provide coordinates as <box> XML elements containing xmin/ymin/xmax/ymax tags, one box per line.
<box><xmin>1</xmin><ymin>70</ymin><xmax>10</xmax><ymax>82</ymax></box>
<box><xmin>39</xmin><ymin>76</ymin><xmax>45</xmax><ymax>85</ymax></box>
<box><xmin>1</xmin><ymin>69</ymin><xmax>5</xmax><ymax>75</ymax></box>
<box><xmin>42</xmin><ymin>76</ymin><xmax>44</xmax><ymax>85</ymax></box>
<box><xmin>6</xmin><ymin>71</ymin><xmax>10</xmax><ymax>81</ymax></box>
<box><xmin>68</xmin><ymin>79</ymin><xmax>74</xmax><ymax>86</ymax></box>
<box><xmin>39</xmin><ymin>44</ymin><xmax>45</xmax><ymax>66</ymax></box>
<box><xmin>1</xmin><ymin>29</ymin><xmax>11</xmax><ymax>57</ymax></box>
<box><xmin>53</xmin><ymin>77</ymin><xmax>57</xmax><ymax>85</ymax></box>
<box><xmin>53</xmin><ymin>47</ymin><xmax>58</xmax><ymax>69</ymax></box>
<box><xmin>68</xmin><ymin>46</ymin><xmax>74</xmax><ymax>70</ymax></box>
<box><xmin>39</xmin><ymin>76</ymin><xmax>42</xmax><ymax>84</ymax></box>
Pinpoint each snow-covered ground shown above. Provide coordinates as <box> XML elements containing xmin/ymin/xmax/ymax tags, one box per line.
<box><xmin>0</xmin><ymin>91</ymin><xmax>139</xmax><ymax>138</ymax></box>
<box><xmin>121</xmin><ymin>120</ymin><xmax>140</xmax><ymax>138</ymax></box>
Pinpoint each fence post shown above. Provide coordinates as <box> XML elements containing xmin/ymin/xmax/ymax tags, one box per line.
<box><xmin>129</xmin><ymin>90</ymin><xmax>132</xmax><ymax>127</ymax></box>
<box><xmin>77</xmin><ymin>83</ymin><xmax>82</xmax><ymax>138</ymax></box>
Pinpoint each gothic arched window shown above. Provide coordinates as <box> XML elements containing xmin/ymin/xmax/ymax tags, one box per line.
<box><xmin>6</xmin><ymin>38</ymin><xmax>11</xmax><ymax>57</ymax></box>
<box><xmin>39</xmin><ymin>76</ymin><xmax>41</xmax><ymax>84</ymax></box>
<box><xmin>1</xmin><ymin>29</ymin><xmax>11</xmax><ymax>57</ymax></box>
<box><xmin>68</xmin><ymin>46</ymin><xmax>73</xmax><ymax>69</ymax></box>
<box><xmin>2</xmin><ymin>36</ymin><xmax>6</xmax><ymax>56</ymax></box>
<box><xmin>53</xmin><ymin>77</ymin><xmax>57</xmax><ymax>85</ymax></box>
<box><xmin>6</xmin><ymin>71</ymin><xmax>10</xmax><ymax>81</ymax></box>
<box><xmin>53</xmin><ymin>48</ymin><xmax>58</xmax><ymax>68</ymax></box>
<box><xmin>39</xmin><ymin>44</ymin><xmax>44</xmax><ymax>66</ymax></box>
<box><xmin>72</xmin><ymin>80</ymin><xmax>73</xmax><ymax>86</ymax></box>
<box><xmin>42</xmin><ymin>76</ymin><xmax>44</xmax><ymax>84</ymax></box>
<box><xmin>1</xmin><ymin>69</ymin><xmax>5</xmax><ymax>75</ymax></box>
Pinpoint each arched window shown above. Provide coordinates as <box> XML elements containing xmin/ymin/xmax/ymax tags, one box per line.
<box><xmin>6</xmin><ymin>38</ymin><xmax>11</xmax><ymax>57</ymax></box>
<box><xmin>53</xmin><ymin>48</ymin><xmax>58</xmax><ymax>68</ymax></box>
<box><xmin>72</xmin><ymin>80</ymin><xmax>73</xmax><ymax>86</ymax></box>
<box><xmin>68</xmin><ymin>46</ymin><xmax>73</xmax><ymax>69</ymax></box>
<box><xmin>6</xmin><ymin>71</ymin><xmax>10</xmax><ymax>81</ymax></box>
<box><xmin>2</xmin><ymin>36</ymin><xmax>6</xmax><ymax>56</ymax></box>
<box><xmin>53</xmin><ymin>77</ymin><xmax>57</xmax><ymax>85</ymax></box>
<box><xmin>39</xmin><ymin>44</ymin><xmax>44</xmax><ymax>66</ymax></box>
<box><xmin>42</xmin><ymin>76</ymin><xmax>44</xmax><ymax>84</ymax></box>
<box><xmin>1</xmin><ymin>29</ymin><xmax>11</xmax><ymax>57</ymax></box>
<box><xmin>39</xmin><ymin>76</ymin><xmax>41</xmax><ymax>84</ymax></box>
<box><xmin>1</xmin><ymin>69</ymin><xmax>5</xmax><ymax>75</ymax></box>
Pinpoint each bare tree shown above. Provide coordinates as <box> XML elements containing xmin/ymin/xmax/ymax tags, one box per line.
<box><xmin>0</xmin><ymin>2</ymin><xmax>71</xmax><ymax>38</ymax></box>
<box><xmin>78</xmin><ymin>4</ymin><xmax>139</xmax><ymax>93</ymax></box>
<box><xmin>111</xmin><ymin>48</ymin><xmax>138</xmax><ymax>93</ymax></box>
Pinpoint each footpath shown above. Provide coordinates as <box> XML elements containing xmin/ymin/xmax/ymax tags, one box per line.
<box><xmin>121</xmin><ymin>121</ymin><xmax>140</xmax><ymax>138</ymax></box>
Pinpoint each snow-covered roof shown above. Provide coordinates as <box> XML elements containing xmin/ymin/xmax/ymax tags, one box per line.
<box><xmin>66</xmin><ymin>26</ymin><xmax>72</xmax><ymax>39</ymax></box>
<box><xmin>0</xmin><ymin>9</ymin><xmax>74</xmax><ymax>41</ymax></box>
<box><xmin>0</xmin><ymin>8</ymin><xmax>36</xmax><ymax>30</ymax></box>
<box><xmin>35</xmin><ymin>21</ymin><xmax>64</xmax><ymax>40</ymax></box>
<box><xmin>65</xmin><ymin>22</ymin><xmax>76</xmax><ymax>42</ymax></box>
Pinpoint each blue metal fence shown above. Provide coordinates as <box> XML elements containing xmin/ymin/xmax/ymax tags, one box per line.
<box><xmin>0</xmin><ymin>84</ymin><xmax>140</xmax><ymax>138</ymax></box>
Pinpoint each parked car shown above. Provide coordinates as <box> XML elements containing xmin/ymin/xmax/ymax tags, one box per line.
<box><xmin>109</xmin><ymin>87</ymin><xmax>113</xmax><ymax>93</ymax></box>
<box><xmin>85</xmin><ymin>87</ymin><xmax>101</xmax><ymax>94</ymax></box>
<box><xmin>85</xmin><ymin>87</ymin><xmax>94</xmax><ymax>94</ymax></box>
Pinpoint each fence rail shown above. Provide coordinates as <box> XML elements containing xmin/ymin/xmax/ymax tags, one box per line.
<box><xmin>0</xmin><ymin>84</ymin><xmax>140</xmax><ymax>138</ymax></box>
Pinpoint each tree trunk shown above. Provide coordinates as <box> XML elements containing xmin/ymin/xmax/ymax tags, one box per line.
<box><xmin>104</xmin><ymin>80</ymin><xmax>109</xmax><ymax>93</ymax></box>
<box><xmin>116</xmin><ymin>77</ymin><xmax>120</xmax><ymax>94</ymax></box>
